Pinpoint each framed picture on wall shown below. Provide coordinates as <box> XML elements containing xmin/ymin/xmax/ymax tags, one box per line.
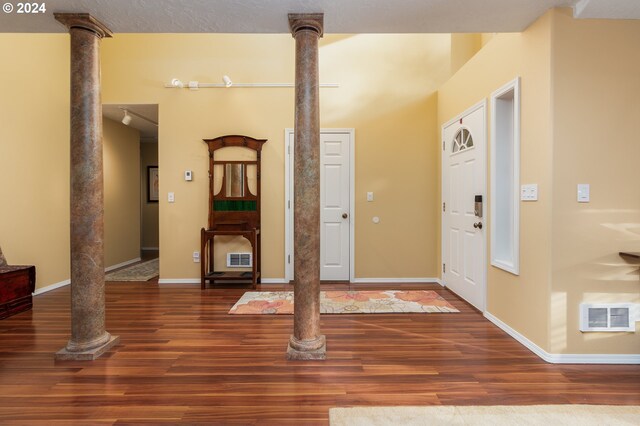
<box><xmin>147</xmin><ymin>166</ymin><xmax>159</xmax><ymax>202</ymax></box>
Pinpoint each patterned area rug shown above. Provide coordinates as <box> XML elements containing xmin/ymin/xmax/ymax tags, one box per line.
<box><xmin>229</xmin><ymin>290</ymin><xmax>459</xmax><ymax>314</ymax></box>
<box><xmin>329</xmin><ymin>405</ymin><xmax>640</xmax><ymax>426</ymax></box>
<box><xmin>105</xmin><ymin>259</ymin><xmax>159</xmax><ymax>282</ymax></box>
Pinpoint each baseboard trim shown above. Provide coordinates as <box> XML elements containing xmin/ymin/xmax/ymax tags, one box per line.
<box><xmin>141</xmin><ymin>247</ymin><xmax>159</xmax><ymax>251</ymax></box>
<box><xmin>260</xmin><ymin>278</ymin><xmax>289</xmax><ymax>284</ymax></box>
<box><xmin>157</xmin><ymin>279</ymin><xmax>200</xmax><ymax>284</ymax></box>
<box><xmin>105</xmin><ymin>257</ymin><xmax>141</xmax><ymax>273</ymax></box>
<box><xmin>33</xmin><ymin>279</ymin><xmax>71</xmax><ymax>296</ymax></box>
<box><xmin>351</xmin><ymin>278</ymin><xmax>441</xmax><ymax>284</ymax></box>
<box><xmin>34</xmin><ymin>258</ymin><xmax>143</xmax><ymax>296</ymax></box>
<box><xmin>484</xmin><ymin>311</ymin><xmax>640</xmax><ymax>365</ymax></box>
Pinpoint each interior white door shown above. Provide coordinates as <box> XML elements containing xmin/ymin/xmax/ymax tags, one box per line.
<box><xmin>442</xmin><ymin>103</ymin><xmax>486</xmax><ymax>311</ymax></box>
<box><xmin>320</xmin><ymin>132</ymin><xmax>351</xmax><ymax>280</ymax></box>
<box><xmin>285</xmin><ymin>130</ymin><xmax>353</xmax><ymax>282</ymax></box>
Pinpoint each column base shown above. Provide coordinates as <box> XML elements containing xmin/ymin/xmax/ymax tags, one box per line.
<box><xmin>286</xmin><ymin>335</ymin><xmax>326</xmax><ymax>360</ymax></box>
<box><xmin>55</xmin><ymin>335</ymin><xmax>120</xmax><ymax>361</ymax></box>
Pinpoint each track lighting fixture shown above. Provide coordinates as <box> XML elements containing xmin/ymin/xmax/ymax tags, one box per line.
<box><xmin>170</xmin><ymin>78</ymin><xmax>184</xmax><ymax>88</ymax></box>
<box><xmin>222</xmin><ymin>75</ymin><xmax>233</xmax><ymax>87</ymax></box>
<box><xmin>121</xmin><ymin>109</ymin><xmax>132</xmax><ymax>126</ymax></box>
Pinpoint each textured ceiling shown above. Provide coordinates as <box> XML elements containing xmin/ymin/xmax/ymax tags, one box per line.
<box><xmin>1</xmin><ymin>0</ymin><xmax>637</xmax><ymax>34</ymax></box>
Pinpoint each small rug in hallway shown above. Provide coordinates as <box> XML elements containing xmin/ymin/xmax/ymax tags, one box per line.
<box><xmin>228</xmin><ymin>290</ymin><xmax>459</xmax><ymax>314</ymax></box>
<box><xmin>105</xmin><ymin>259</ymin><xmax>159</xmax><ymax>282</ymax></box>
<box><xmin>329</xmin><ymin>405</ymin><xmax>640</xmax><ymax>426</ymax></box>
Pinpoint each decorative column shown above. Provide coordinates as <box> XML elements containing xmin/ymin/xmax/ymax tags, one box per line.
<box><xmin>54</xmin><ymin>13</ymin><xmax>119</xmax><ymax>361</ymax></box>
<box><xmin>287</xmin><ymin>13</ymin><xmax>326</xmax><ymax>360</ymax></box>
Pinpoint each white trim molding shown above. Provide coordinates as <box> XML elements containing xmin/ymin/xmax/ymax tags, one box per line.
<box><xmin>157</xmin><ymin>278</ymin><xmax>200</xmax><ymax>284</ymax></box>
<box><xmin>105</xmin><ymin>257</ymin><xmax>141</xmax><ymax>273</ymax></box>
<box><xmin>33</xmin><ymin>257</ymin><xmax>142</xmax><ymax>296</ymax></box>
<box><xmin>351</xmin><ymin>278</ymin><xmax>442</xmax><ymax>285</ymax></box>
<box><xmin>484</xmin><ymin>311</ymin><xmax>640</xmax><ymax>364</ymax></box>
<box><xmin>490</xmin><ymin>77</ymin><xmax>521</xmax><ymax>275</ymax></box>
<box><xmin>33</xmin><ymin>279</ymin><xmax>71</xmax><ymax>296</ymax></box>
<box><xmin>260</xmin><ymin>278</ymin><xmax>289</xmax><ymax>284</ymax></box>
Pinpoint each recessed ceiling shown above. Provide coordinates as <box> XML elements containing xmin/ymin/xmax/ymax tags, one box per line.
<box><xmin>103</xmin><ymin>104</ymin><xmax>158</xmax><ymax>140</ymax></box>
<box><xmin>1</xmin><ymin>0</ymin><xmax>638</xmax><ymax>34</ymax></box>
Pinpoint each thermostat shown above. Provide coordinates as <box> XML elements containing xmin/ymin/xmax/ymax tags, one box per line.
<box><xmin>185</xmin><ymin>170</ymin><xmax>193</xmax><ymax>181</ymax></box>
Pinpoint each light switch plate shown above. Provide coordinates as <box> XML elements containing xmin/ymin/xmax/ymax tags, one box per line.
<box><xmin>367</xmin><ymin>192</ymin><xmax>374</xmax><ymax>202</ymax></box>
<box><xmin>521</xmin><ymin>184</ymin><xmax>538</xmax><ymax>201</ymax></box>
<box><xmin>168</xmin><ymin>192</ymin><xmax>175</xmax><ymax>203</ymax></box>
<box><xmin>577</xmin><ymin>183</ymin><xmax>590</xmax><ymax>202</ymax></box>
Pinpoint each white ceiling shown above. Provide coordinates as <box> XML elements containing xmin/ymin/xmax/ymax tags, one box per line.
<box><xmin>1</xmin><ymin>0</ymin><xmax>639</xmax><ymax>34</ymax></box>
<box><xmin>103</xmin><ymin>104</ymin><xmax>158</xmax><ymax>140</ymax></box>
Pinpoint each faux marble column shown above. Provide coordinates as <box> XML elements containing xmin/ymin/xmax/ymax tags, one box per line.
<box><xmin>287</xmin><ymin>13</ymin><xmax>326</xmax><ymax>360</ymax></box>
<box><xmin>54</xmin><ymin>13</ymin><xmax>119</xmax><ymax>361</ymax></box>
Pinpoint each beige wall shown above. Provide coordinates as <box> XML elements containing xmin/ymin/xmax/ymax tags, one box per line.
<box><xmin>450</xmin><ymin>33</ymin><xmax>482</xmax><ymax>75</ymax></box>
<box><xmin>549</xmin><ymin>9</ymin><xmax>640</xmax><ymax>353</ymax></box>
<box><xmin>0</xmin><ymin>35</ymin><xmax>70</xmax><ymax>290</ymax></box>
<box><xmin>103</xmin><ymin>117</ymin><xmax>141</xmax><ymax>267</ymax></box>
<box><xmin>140</xmin><ymin>142</ymin><xmax>159</xmax><ymax>249</ymax></box>
<box><xmin>101</xmin><ymin>33</ymin><xmax>450</xmax><ymax>280</ymax></box>
<box><xmin>438</xmin><ymin>13</ymin><xmax>554</xmax><ymax>350</ymax></box>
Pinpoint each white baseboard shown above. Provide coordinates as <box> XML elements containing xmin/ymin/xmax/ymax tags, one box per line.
<box><xmin>105</xmin><ymin>257</ymin><xmax>141</xmax><ymax>273</ymax></box>
<box><xmin>33</xmin><ymin>257</ymin><xmax>142</xmax><ymax>296</ymax></box>
<box><xmin>484</xmin><ymin>311</ymin><xmax>640</xmax><ymax>365</ymax></box>
<box><xmin>157</xmin><ymin>278</ymin><xmax>200</xmax><ymax>284</ymax></box>
<box><xmin>260</xmin><ymin>278</ymin><xmax>289</xmax><ymax>284</ymax></box>
<box><xmin>351</xmin><ymin>277</ymin><xmax>441</xmax><ymax>284</ymax></box>
<box><xmin>33</xmin><ymin>279</ymin><xmax>71</xmax><ymax>296</ymax></box>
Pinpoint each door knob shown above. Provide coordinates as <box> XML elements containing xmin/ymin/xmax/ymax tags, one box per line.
<box><xmin>342</xmin><ymin>213</ymin><xmax>348</xmax><ymax>219</ymax></box>
<box><xmin>473</xmin><ymin>222</ymin><xmax>483</xmax><ymax>229</ymax></box>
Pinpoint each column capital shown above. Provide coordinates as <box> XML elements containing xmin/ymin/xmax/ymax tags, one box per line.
<box><xmin>54</xmin><ymin>13</ymin><xmax>113</xmax><ymax>38</ymax></box>
<box><xmin>288</xmin><ymin>13</ymin><xmax>324</xmax><ymax>38</ymax></box>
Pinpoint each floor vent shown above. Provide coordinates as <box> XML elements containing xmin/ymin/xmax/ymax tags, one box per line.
<box><xmin>580</xmin><ymin>303</ymin><xmax>635</xmax><ymax>332</ymax></box>
<box><xmin>227</xmin><ymin>253</ymin><xmax>252</xmax><ymax>268</ymax></box>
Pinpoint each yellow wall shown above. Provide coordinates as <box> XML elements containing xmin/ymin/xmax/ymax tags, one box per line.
<box><xmin>140</xmin><ymin>142</ymin><xmax>159</xmax><ymax>249</ymax></box>
<box><xmin>450</xmin><ymin>33</ymin><xmax>482</xmax><ymax>75</ymax></box>
<box><xmin>101</xmin><ymin>33</ymin><xmax>450</xmax><ymax>280</ymax></box>
<box><xmin>0</xmin><ymin>35</ymin><xmax>70</xmax><ymax>290</ymax></box>
<box><xmin>438</xmin><ymin>13</ymin><xmax>554</xmax><ymax>350</ymax></box>
<box><xmin>103</xmin><ymin>117</ymin><xmax>141</xmax><ymax>267</ymax></box>
<box><xmin>549</xmin><ymin>9</ymin><xmax>640</xmax><ymax>353</ymax></box>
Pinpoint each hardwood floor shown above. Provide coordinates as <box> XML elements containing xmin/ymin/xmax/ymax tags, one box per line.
<box><xmin>0</xmin><ymin>282</ymin><xmax>638</xmax><ymax>424</ymax></box>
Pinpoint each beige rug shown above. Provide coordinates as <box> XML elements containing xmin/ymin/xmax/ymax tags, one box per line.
<box><xmin>329</xmin><ymin>405</ymin><xmax>640</xmax><ymax>425</ymax></box>
<box><xmin>105</xmin><ymin>259</ymin><xmax>159</xmax><ymax>282</ymax></box>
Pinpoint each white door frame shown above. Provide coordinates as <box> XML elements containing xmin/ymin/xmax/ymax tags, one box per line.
<box><xmin>441</xmin><ymin>100</ymin><xmax>488</xmax><ymax>312</ymax></box>
<box><xmin>285</xmin><ymin>128</ymin><xmax>356</xmax><ymax>282</ymax></box>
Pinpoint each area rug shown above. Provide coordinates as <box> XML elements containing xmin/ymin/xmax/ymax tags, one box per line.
<box><xmin>329</xmin><ymin>405</ymin><xmax>640</xmax><ymax>426</ymax></box>
<box><xmin>228</xmin><ymin>290</ymin><xmax>459</xmax><ymax>314</ymax></box>
<box><xmin>105</xmin><ymin>259</ymin><xmax>159</xmax><ymax>282</ymax></box>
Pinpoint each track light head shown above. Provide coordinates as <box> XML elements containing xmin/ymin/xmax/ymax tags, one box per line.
<box><xmin>170</xmin><ymin>78</ymin><xmax>184</xmax><ymax>88</ymax></box>
<box><xmin>222</xmin><ymin>75</ymin><xmax>232</xmax><ymax>87</ymax></box>
<box><xmin>122</xmin><ymin>110</ymin><xmax>132</xmax><ymax>126</ymax></box>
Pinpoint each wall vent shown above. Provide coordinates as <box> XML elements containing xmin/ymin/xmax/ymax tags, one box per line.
<box><xmin>227</xmin><ymin>253</ymin><xmax>252</xmax><ymax>268</ymax></box>
<box><xmin>580</xmin><ymin>303</ymin><xmax>635</xmax><ymax>332</ymax></box>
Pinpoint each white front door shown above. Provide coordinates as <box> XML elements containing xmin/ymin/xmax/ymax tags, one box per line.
<box><xmin>442</xmin><ymin>101</ymin><xmax>487</xmax><ymax>311</ymax></box>
<box><xmin>320</xmin><ymin>132</ymin><xmax>351</xmax><ymax>280</ymax></box>
<box><xmin>285</xmin><ymin>129</ymin><xmax>354</xmax><ymax>282</ymax></box>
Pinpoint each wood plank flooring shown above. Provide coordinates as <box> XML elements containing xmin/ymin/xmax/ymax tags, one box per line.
<box><xmin>0</xmin><ymin>282</ymin><xmax>638</xmax><ymax>425</ymax></box>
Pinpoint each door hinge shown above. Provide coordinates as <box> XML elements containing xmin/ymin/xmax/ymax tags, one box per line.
<box><xmin>288</xmin><ymin>200</ymin><xmax>291</xmax><ymax>209</ymax></box>
<box><xmin>443</xmin><ymin>141</ymin><xmax>445</xmax><ymax>151</ymax></box>
<box><xmin>288</xmin><ymin>145</ymin><xmax>291</xmax><ymax>155</ymax></box>
<box><xmin>443</xmin><ymin>202</ymin><xmax>446</xmax><ymax>212</ymax></box>
<box><xmin>443</xmin><ymin>263</ymin><xmax>446</xmax><ymax>273</ymax></box>
<box><xmin>288</xmin><ymin>254</ymin><xmax>291</xmax><ymax>264</ymax></box>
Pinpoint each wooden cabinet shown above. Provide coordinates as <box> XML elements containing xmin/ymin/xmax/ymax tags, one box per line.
<box><xmin>0</xmin><ymin>265</ymin><xmax>36</xmax><ymax>319</ymax></box>
<box><xmin>200</xmin><ymin>135</ymin><xmax>267</xmax><ymax>289</ymax></box>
